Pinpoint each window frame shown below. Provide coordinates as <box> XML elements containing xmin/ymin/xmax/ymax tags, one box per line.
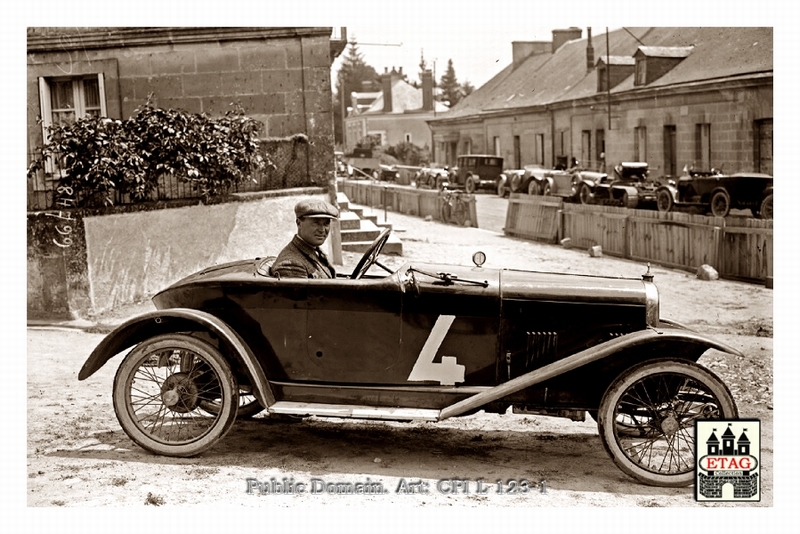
<box><xmin>38</xmin><ymin>73</ymin><xmax>107</xmax><ymax>175</ymax></box>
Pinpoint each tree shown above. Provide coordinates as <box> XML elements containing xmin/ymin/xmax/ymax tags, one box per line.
<box><xmin>334</xmin><ymin>42</ymin><xmax>379</xmax><ymax>145</ymax></box>
<box><xmin>439</xmin><ymin>59</ymin><xmax>462</xmax><ymax>107</ymax></box>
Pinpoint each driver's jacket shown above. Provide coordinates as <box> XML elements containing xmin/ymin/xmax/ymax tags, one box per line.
<box><xmin>272</xmin><ymin>235</ymin><xmax>336</xmax><ymax>279</ymax></box>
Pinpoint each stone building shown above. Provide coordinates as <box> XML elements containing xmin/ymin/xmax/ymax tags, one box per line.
<box><xmin>428</xmin><ymin>27</ymin><xmax>772</xmax><ymax>178</ymax></box>
<box><xmin>343</xmin><ymin>66</ymin><xmax>448</xmax><ymax>153</ymax></box>
<box><xmin>26</xmin><ymin>27</ymin><xmax>347</xmax><ymax>209</ymax></box>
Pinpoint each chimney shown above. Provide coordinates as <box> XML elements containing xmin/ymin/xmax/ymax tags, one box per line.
<box><xmin>381</xmin><ymin>68</ymin><xmax>393</xmax><ymax>112</ymax></box>
<box><xmin>552</xmin><ymin>27</ymin><xmax>582</xmax><ymax>53</ymax></box>
<box><xmin>586</xmin><ymin>27</ymin><xmax>594</xmax><ymax>71</ymax></box>
<box><xmin>422</xmin><ymin>69</ymin><xmax>434</xmax><ymax>111</ymax></box>
<box><xmin>512</xmin><ymin>41</ymin><xmax>551</xmax><ymax>69</ymax></box>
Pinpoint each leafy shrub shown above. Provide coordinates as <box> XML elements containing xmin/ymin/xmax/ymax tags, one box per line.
<box><xmin>28</xmin><ymin>98</ymin><xmax>268</xmax><ymax>207</ymax></box>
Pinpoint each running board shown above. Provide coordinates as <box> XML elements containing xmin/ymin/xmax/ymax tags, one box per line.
<box><xmin>267</xmin><ymin>401</ymin><xmax>440</xmax><ymax>422</ymax></box>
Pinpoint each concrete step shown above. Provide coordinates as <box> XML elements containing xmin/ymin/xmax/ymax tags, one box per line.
<box><xmin>336</xmin><ymin>191</ymin><xmax>350</xmax><ymax>210</ymax></box>
<box><xmin>338</xmin><ymin>210</ymin><xmax>361</xmax><ymax>230</ymax></box>
<box><xmin>340</xmin><ymin>219</ymin><xmax>382</xmax><ymax>243</ymax></box>
<box><xmin>342</xmin><ymin>234</ymin><xmax>403</xmax><ymax>255</ymax></box>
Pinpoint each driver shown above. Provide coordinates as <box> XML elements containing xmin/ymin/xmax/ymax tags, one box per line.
<box><xmin>271</xmin><ymin>198</ymin><xmax>339</xmax><ymax>279</ymax></box>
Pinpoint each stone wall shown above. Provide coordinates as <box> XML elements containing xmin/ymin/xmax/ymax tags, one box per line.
<box><xmin>27</xmin><ymin>190</ymin><xmax>329</xmax><ymax>320</ymax></box>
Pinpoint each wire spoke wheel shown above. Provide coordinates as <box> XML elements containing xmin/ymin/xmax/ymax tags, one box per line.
<box><xmin>597</xmin><ymin>359</ymin><xmax>737</xmax><ymax>487</ymax></box>
<box><xmin>113</xmin><ymin>334</ymin><xmax>238</xmax><ymax>456</ymax></box>
<box><xmin>440</xmin><ymin>197</ymin><xmax>453</xmax><ymax>223</ymax></box>
<box><xmin>454</xmin><ymin>199</ymin><xmax>468</xmax><ymax>226</ymax></box>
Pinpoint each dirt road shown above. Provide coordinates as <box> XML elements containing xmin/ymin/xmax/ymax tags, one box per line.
<box><xmin>26</xmin><ymin>203</ymin><xmax>773</xmax><ymax>509</ymax></box>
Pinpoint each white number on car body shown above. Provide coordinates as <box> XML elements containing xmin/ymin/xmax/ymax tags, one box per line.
<box><xmin>407</xmin><ymin>315</ymin><xmax>465</xmax><ymax>385</ymax></box>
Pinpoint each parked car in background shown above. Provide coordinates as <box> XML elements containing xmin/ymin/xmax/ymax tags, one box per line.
<box><xmin>450</xmin><ymin>155</ymin><xmax>504</xmax><ymax>193</ymax></box>
<box><xmin>575</xmin><ymin>162</ymin><xmax>660</xmax><ymax>208</ymax></box>
<box><xmin>656</xmin><ymin>168</ymin><xmax>773</xmax><ymax>218</ymax></box>
<box><xmin>377</xmin><ymin>164</ymin><xmax>399</xmax><ymax>182</ymax></box>
<box><xmin>79</xmin><ymin>228</ymin><xmax>741</xmax><ymax>487</ymax></box>
<box><xmin>415</xmin><ymin>165</ymin><xmax>451</xmax><ymax>190</ymax></box>
<box><xmin>504</xmin><ymin>165</ymin><xmax>550</xmax><ymax>196</ymax></box>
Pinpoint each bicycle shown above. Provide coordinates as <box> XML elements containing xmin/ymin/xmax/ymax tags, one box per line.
<box><xmin>440</xmin><ymin>189</ymin><xmax>469</xmax><ymax>226</ymax></box>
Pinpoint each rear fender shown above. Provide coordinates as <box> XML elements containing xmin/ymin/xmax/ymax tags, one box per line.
<box><xmin>78</xmin><ymin>308</ymin><xmax>275</xmax><ymax>407</ymax></box>
<box><xmin>439</xmin><ymin>325</ymin><xmax>741</xmax><ymax>420</ymax></box>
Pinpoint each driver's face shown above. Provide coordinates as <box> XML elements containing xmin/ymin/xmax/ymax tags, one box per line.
<box><xmin>297</xmin><ymin>217</ymin><xmax>331</xmax><ymax>247</ymax></box>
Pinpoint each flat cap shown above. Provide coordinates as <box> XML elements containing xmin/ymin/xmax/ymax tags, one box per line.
<box><xmin>294</xmin><ymin>198</ymin><xmax>340</xmax><ymax>219</ymax></box>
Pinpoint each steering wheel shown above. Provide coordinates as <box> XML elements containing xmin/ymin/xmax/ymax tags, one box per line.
<box><xmin>351</xmin><ymin>227</ymin><xmax>391</xmax><ymax>279</ymax></box>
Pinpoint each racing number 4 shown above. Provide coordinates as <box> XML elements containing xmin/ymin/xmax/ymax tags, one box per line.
<box><xmin>407</xmin><ymin>315</ymin><xmax>465</xmax><ymax>386</ymax></box>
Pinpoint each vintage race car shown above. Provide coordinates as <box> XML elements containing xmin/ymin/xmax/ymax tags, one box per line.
<box><xmin>656</xmin><ymin>168</ymin><xmax>773</xmax><ymax>218</ymax></box>
<box><xmin>79</xmin><ymin>229</ymin><xmax>740</xmax><ymax>487</ymax></box>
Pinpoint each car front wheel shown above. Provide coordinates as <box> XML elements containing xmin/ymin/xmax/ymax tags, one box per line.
<box><xmin>465</xmin><ymin>177</ymin><xmax>476</xmax><ymax>194</ymax></box>
<box><xmin>597</xmin><ymin>359</ymin><xmax>737</xmax><ymax>487</ymax></box>
<box><xmin>710</xmin><ymin>190</ymin><xmax>731</xmax><ymax>217</ymax></box>
<box><xmin>579</xmin><ymin>183</ymin><xmax>593</xmax><ymax>204</ymax></box>
<box><xmin>113</xmin><ymin>334</ymin><xmax>239</xmax><ymax>457</ymax></box>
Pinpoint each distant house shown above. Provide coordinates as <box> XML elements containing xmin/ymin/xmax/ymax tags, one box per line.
<box><xmin>428</xmin><ymin>27</ymin><xmax>773</xmax><ymax>177</ymax></box>
<box><xmin>343</xmin><ymin>66</ymin><xmax>448</xmax><ymax>153</ymax></box>
<box><xmin>26</xmin><ymin>27</ymin><xmax>347</xmax><ymax>209</ymax></box>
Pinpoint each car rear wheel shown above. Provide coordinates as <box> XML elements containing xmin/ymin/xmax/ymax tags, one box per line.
<box><xmin>759</xmin><ymin>194</ymin><xmax>773</xmax><ymax>219</ymax></box>
<box><xmin>113</xmin><ymin>334</ymin><xmax>238</xmax><ymax>457</ymax></box>
<box><xmin>656</xmin><ymin>189</ymin><xmax>674</xmax><ymax>212</ymax></box>
<box><xmin>541</xmin><ymin>182</ymin><xmax>552</xmax><ymax>196</ymax></box>
<box><xmin>710</xmin><ymin>190</ymin><xmax>731</xmax><ymax>217</ymax></box>
<box><xmin>597</xmin><ymin>359</ymin><xmax>737</xmax><ymax>487</ymax></box>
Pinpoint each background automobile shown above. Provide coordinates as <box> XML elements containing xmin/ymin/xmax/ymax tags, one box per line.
<box><xmin>79</xmin><ymin>228</ymin><xmax>741</xmax><ymax>487</ymax></box>
<box><xmin>376</xmin><ymin>164</ymin><xmax>399</xmax><ymax>182</ymax></box>
<box><xmin>450</xmin><ymin>155</ymin><xmax>504</xmax><ymax>194</ymax></box>
<box><xmin>414</xmin><ymin>165</ymin><xmax>451</xmax><ymax>190</ymax></box>
<box><xmin>656</xmin><ymin>168</ymin><xmax>773</xmax><ymax>218</ymax></box>
<box><xmin>576</xmin><ymin>162</ymin><xmax>659</xmax><ymax>208</ymax></box>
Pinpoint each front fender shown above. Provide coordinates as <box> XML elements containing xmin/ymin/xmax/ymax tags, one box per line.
<box><xmin>78</xmin><ymin>308</ymin><xmax>275</xmax><ymax>407</ymax></box>
<box><xmin>439</xmin><ymin>325</ymin><xmax>741</xmax><ymax>420</ymax></box>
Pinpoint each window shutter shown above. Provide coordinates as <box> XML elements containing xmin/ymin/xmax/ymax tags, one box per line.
<box><xmin>37</xmin><ymin>77</ymin><xmax>55</xmax><ymax>175</ymax></box>
<box><xmin>97</xmin><ymin>72</ymin><xmax>107</xmax><ymax>116</ymax></box>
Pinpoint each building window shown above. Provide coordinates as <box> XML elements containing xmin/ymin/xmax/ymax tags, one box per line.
<box><xmin>37</xmin><ymin>74</ymin><xmax>107</xmax><ymax>176</ymax></box>
<box><xmin>635</xmin><ymin>59</ymin><xmax>646</xmax><ymax>86</ymax></box>
<box><xmin>695</xmin><ymin>123</ymin><xmax>711</xmax><ymax>169</ymax></box>
<box><xmin>513</xmin><ymin>135</ymin><xmax>521</xmax><ymax>169</ymax></box>
<box><xmin>581</xmin><ymin>130</ymin><xmax>591</xmax><ymax>167</ymax></box>
<box><xmin>493</xmin><ymin>136</ymin><xmax>500</xmax><ymax>156</ymax></box>
<box><xmin>535</xmin><ymin>134</ymin><xmax>545</xmax><ymax>165</ymax></box>
<box><xmin>634</xmin><ymin>126</ymin><xmax>647</xmax><ymax>161</ymax></box>
<box><xmin>464</xmin><ymin>139</ymin><xmax>472</xmax><ymax>155</ymax></box>
<box><xmin>663</xmin><ymin>125</ymin><xmax>677</xmax><ymax>176</ymax></box>
<box><xmin>404</xmin><ymin>133</ymin><xmax>412</xmax><ymax>143</ymax></box>
<box><xmin>595</xmin><ymin>129</ymin><xmax>605</xmax><ymax>172</ymax></box>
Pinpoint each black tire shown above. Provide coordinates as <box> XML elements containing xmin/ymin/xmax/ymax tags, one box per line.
<box><xmin>527</xmin><ymin>180</ymin><xmax>540</xmax><ymax>195</ymax></box>
<box><xmin>710</xmin><ymin>190</ymin><xmax>731</xmax><ymax>218</ymax></box>
<box><xmin>440</xmin><ymin>198</ymin><xmax>453</xmax><ymax>224</ymax></box>
<box><xmin>465</xmin><ymin>176</ymin><xmax>476</xmax><ymax>194</ymax></box>
<box><xmin>113</xmin><ymin>334</ymin><xmax>238</xmax><ymax>457</ymax></box>
<box><xmin>579</xmin><ymin>183</ymin><xmax>593</xmax><ymax>205</ymax></box>
<box><xmin>454</xmin><ymin>201</ymin><xmax>468</xmax><ymax>226</ymax></box>
<box><xmin>541</xmin><ymin>182</ymin><xmax>552</xmax><ymax>196</ymax></box>
<box><xmin>198</xmin><ymin>387</ymin><xmax>264</xmax><ymax>418</ymax></box>
<box><xmin>759</xmin><ymin>194</ymin><xmax>773</xmax><ymax>220</ymax></box>
<box><xmin>597</xmin><ymin>359</ymin><xmax>738</xmax><ymax>487</ymax></box>
<box><xmin>656</xmin><ymin>189</ymin><xmax>674</xmax><ymax>212</ymax></box>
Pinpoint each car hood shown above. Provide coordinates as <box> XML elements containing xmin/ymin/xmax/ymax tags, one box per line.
<box><xmin>501</xmin><ymin>268</ymin><xmax>648</xmax><ymax>305</ymax></box>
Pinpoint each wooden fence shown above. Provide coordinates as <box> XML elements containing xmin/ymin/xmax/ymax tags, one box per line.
<box><xmin>341</xmin><ymin>180</ymin><xmax>478</xmax><ymax>226</ymax></box>
<box><xmin>505</xmin><ymin>194</ymin><xmax>773</xmax><ymax>283</ymax></box>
